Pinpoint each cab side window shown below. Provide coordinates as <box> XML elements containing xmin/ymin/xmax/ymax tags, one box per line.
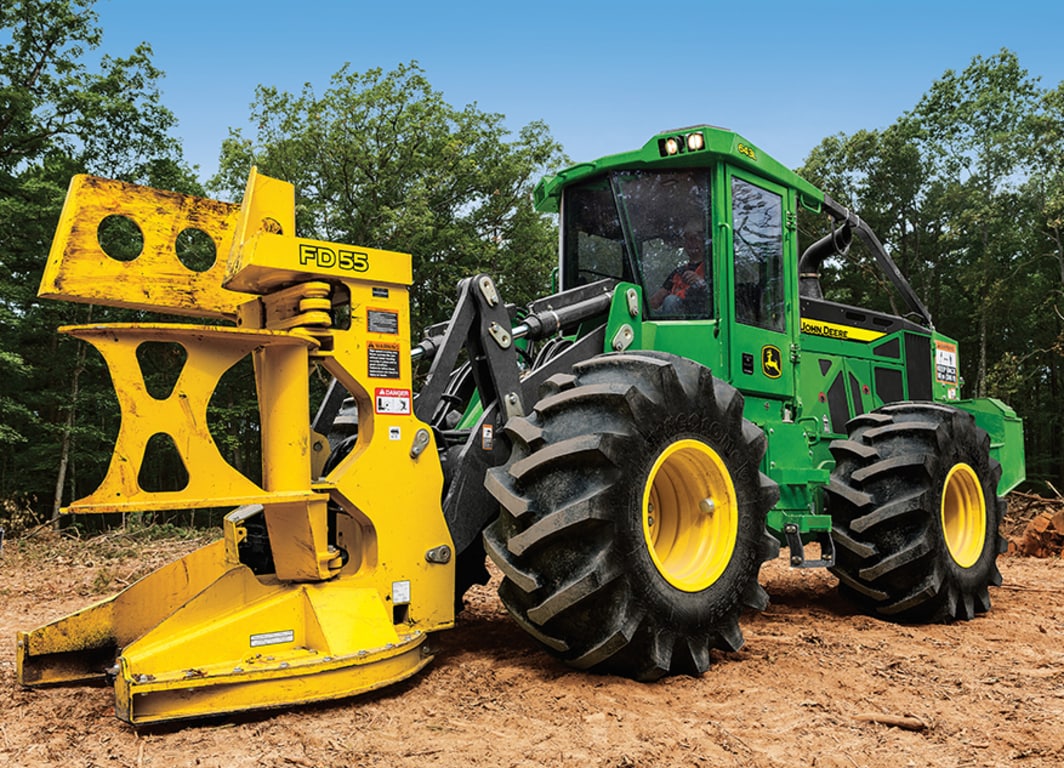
<box><xmin>732</xmin><ymin>177</ymin><xmax>785</xmax><ymax>332</ymax></box>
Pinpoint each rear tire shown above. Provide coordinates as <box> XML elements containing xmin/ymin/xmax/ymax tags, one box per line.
<box><xmin>826</xmin><ymin>402</ymin><xmax>1006</xmax><ymax>621</ymax></box>
<box><xmin>484</xmin><ymin>352</ymin><xmax>779</xmax><ymax>679</ymax></box>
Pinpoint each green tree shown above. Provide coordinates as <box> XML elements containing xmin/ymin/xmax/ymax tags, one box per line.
<box><xmin>911</xmin><ymin>48</ymin><xmax>1041</xmax><ymax>396</ymax></box>
<box><xmin>1029</xmin><ymin>82</ymin><xmax>1064</xmax><ymax>286</ymax></box>
<box><xmin>210</xmin><ymin>61</ymin><xmax>567</xmax><ymax>335</ymax></box>
<box><xmin>1018</xmin><ymin>80</ymin><xmax>1064</xmax><ymax>482</ymax></box>
<box><xmin>0</xmin><ymin>0</ymin><xmax>188</xmax><ymax>525</ymax></box>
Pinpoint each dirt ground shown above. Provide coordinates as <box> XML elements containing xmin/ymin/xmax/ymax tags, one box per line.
<box><xmin>0</xmin><ymin>522</ymin><xmax>1061</xmax><ymax>768</ymax></box>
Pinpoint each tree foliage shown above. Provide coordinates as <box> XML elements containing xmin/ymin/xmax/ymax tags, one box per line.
<box><xmin>0</xmin><ymin>0</ymin><xmax>189</xmax><ymax>527</ymax></box>
<box><xmin>209</xmin><ymin>61</ymin><xmax>567</xmax><ymax>334</ymax></box>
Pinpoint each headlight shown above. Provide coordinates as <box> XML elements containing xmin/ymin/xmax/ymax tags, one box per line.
<box><xmin>657</xmin><ymin>131</ymin><xmax>707</xmax><ymax>158</ymax></box>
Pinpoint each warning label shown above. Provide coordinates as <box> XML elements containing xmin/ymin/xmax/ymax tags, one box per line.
<box><xmin>935</xmin><ymin>341</ymin><xmax>958</xmax><ymax>385</ymax></box>
<box><xmin>375</xmin><ymin>387</ymin><xmax>411</xmax><ymax>415</ymax></box>
<box><xmin>368</xmin><ymin>341</ymin><xmax>400</xmax><ymax>378</ymax></box>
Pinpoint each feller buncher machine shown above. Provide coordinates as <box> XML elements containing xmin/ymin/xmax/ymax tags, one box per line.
<box><xmin>18</xmin><ymin>125</ymin><xmax>1025</xmax><ymax>724</ymax></box>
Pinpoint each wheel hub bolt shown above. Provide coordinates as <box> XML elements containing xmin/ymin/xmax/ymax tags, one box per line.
<box><xmin>699</xmin><ymin>498</ymin><xmax>715</xmax><ymax>516</ymax></box>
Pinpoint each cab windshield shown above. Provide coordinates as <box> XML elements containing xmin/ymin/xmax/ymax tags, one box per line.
<box><xmin>562</xmin><ymin>169</ymin><xmax>712</xmax><ymax>319</ymax></box>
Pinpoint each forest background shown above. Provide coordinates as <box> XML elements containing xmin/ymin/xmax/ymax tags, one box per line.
<box><xmin>2</xmin><ymin>0</ymin><xmax>1063</xmax><ymax>532</ymax></box>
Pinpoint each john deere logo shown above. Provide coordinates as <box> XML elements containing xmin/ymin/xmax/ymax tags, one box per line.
<box><xmin>762</xmin><ymin>345</ymin><xmax>782</xmax><ymax>379</ymax></box>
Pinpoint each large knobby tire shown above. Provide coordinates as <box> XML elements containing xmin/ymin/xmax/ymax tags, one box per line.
<box><xmin>826</xmin><ymin>402</ymin><xmax>1007</xmax><ymax>622</ymax></box>
<box><xmin>484</xmin><ymin>351</ymin><xmax>779</xmax><ymax>680</ymax></box>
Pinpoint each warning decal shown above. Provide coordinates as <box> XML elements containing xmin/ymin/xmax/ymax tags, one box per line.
<box><xmin>935</xmin><ymin>341</ymin><xmax>958</xmax><ymax>385</ymax></box>
<box><xmin>375</xmin><ymin>387</ymin><xmax>411</xmax><ymax>415</ymax></box>
<box><xmin>368</xmin><ymin>341</ymin><xmax>401</xmax><ymax>378</ymax></box>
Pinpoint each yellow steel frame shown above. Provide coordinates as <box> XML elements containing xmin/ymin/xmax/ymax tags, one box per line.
<box><xmin>18</xmin><ymin>170</ymin><xmax>456</xmax><ymax>724</ymax></box>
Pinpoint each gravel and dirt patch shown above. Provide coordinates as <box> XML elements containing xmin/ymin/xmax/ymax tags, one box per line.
<box><xmin>0</xmin><ymin>513</ymin><xmax>1061</xmax><ymax>768</ymax></box>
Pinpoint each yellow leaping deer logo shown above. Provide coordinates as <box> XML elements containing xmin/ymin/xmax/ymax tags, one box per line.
<box><xmin>762</xmin><ymin>345</ymin><xmax>782</xmax><ymax>379</ymax></box>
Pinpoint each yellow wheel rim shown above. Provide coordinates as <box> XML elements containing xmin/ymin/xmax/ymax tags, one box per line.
<box><xmin>941</xmin><ymin>463</ymin><xmax>987</xmax><ymax>569</ymax></box>
<box><xmin>642</xmin><ymin>439</ymin><xmax>738</xmax><ymax>592</ymax></box>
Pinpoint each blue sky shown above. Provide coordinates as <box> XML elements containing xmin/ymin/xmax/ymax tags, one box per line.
<box><xmin>92</xmin><ymin>0</ymin><xmax>1064</xmax><ymax>187</ymax></box>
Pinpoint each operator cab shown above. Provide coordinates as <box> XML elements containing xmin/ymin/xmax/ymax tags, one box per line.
<box><xmin>549</xmin><ymin>128</ymin><xmax>798</xmax><ymax>399</ymax></box>
<box><xmin>558</xmin><ymin>162</ymin><xmax>791</xmax><ymax>392</ymax></box>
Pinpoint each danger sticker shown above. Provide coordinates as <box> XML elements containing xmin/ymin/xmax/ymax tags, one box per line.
<box><xmin>375</xmin><ymin>387</ymin><xmax>411</xmax><ymax>415</ymax></box>
<box><xmin>935</xmin><ymin>341</ymin><xmax>958</xmax><ymax>385</ymax></box>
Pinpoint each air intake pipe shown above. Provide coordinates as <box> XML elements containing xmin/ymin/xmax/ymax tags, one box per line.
<box><xmin>798</xmin><ymin>224</ymin><xmax>852</xmax><ymax>300</ymax></box>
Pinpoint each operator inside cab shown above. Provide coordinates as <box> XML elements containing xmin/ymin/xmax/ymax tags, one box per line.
<box><xmin>649</xmin><ymin>217</ymin><xmax>710</xmax><ymax>315</ymax></box>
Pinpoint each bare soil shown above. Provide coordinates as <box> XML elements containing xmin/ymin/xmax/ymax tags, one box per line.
<box><xmin>0</xmin><ymin>526</ymin><xmax>1061</xmax><ymax>768</ymax></box>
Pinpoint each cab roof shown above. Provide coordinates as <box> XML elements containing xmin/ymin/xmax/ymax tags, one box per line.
<box><xmin>533</xmin><ymin>124</ymin><xmax>824</xmax><ymax>214</ymax></box>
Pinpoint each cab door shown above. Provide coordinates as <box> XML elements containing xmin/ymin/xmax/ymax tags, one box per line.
<box><xmin>723</xmin><ymin>168</ymin><xmax>796</xmax><ymax>399</ymax></box>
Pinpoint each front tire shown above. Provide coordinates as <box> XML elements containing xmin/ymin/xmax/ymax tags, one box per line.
<box><xmin>826</xmin><ymin>402</ymin><xmax>1006</xmax><ymax>621</ymax></box>
<box><xmin>484</xmin><ymin>352</ymin><xmax>779</xmax><ymax>680</ymax></box>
